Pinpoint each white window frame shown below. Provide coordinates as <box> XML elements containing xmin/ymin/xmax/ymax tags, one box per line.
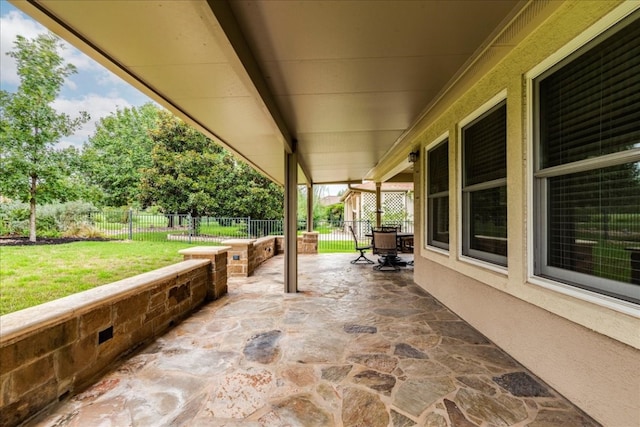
<box><xmin>458</xmin><ymin>91</ymin><xmax>508</xmax><ymax>268</ymax></box>
<box><xmin>425</xmin><ymin>133</ymin><xmax>450</xmax><ymax>252</ymax></box>
<box><xmin>525</xmin><ymin>3</ymin><xmax>640</xmax><ymax>310</ymax></box>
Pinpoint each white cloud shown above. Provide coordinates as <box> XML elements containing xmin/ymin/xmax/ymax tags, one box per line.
<box><xmin>53</xmin><ymin>94</ymin><xmax>133</xmax><ymax>147</ymax></box>
<box><xmin>1</xmin><ymin>8</ymin><xmax>106</xmax><ymax>88</ymax></box>
<box><xmin>96</xmin><ymin>69</ymin><xmax>128</xmax><ymax>87</ymax></box>
<box><xmin>1</xmin><ymin>6</ymin><xmax>150</xmax><ymax>150</ymax></box>
<box><xmin>0</xmin><ymin>10</ymin><xmax>45</xmax><ymax>86</ymax></box>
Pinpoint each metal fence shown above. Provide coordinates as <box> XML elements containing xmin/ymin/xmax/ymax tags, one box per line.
<box><xmin>79</xmin><ymin>211</ymin><xmax>284</xmax><ymax>244</ymax></box>
<box><xmin>43</xmin><ymin>209</ymin><xmax>414</xmax><ymax>252</ymax></box>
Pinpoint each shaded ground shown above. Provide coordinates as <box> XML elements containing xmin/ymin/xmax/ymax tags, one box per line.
<box><xmin>26</xmin><ymin>253</ymin><xmax>600</xmax><ymax>427</ymax></box>
<box><xmin>0</xmin><ymin>237</ymin><xmax>110</xmax><ymax>246</ymax></box>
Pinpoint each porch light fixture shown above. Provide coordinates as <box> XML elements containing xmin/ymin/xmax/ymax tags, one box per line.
<box><xmin>408</xmin><ymin>151</ymin><xmax>419</xmax><ymax>163</ymax></box>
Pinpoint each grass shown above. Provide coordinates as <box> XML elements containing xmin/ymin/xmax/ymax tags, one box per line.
<box><xmin>0</xmin><ymin>236</ymin><xmax>361</xmax><ymax>315</ymax></box>
<box><xmin>318</xmin><ymin>240</ymin><xmax>354</xmax><ymax>253</ymax></box>
<box><xmin>0</xmin><ymin>240</ymin><xmax>203</xmax><ymax>315</ymax></box>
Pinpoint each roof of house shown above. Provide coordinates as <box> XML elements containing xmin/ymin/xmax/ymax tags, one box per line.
<box><xmin>341</xmin><ymin>182</ymin><xmax>413</xmax><ymax>201</ymax></box>
<box><xmin>348</xmin><ymin>183</ymin><xmax>413</xmax><ymax>192</ymax></box>
<box><xmin>319</xmin><ymin>196</ymin><xmax>343</xmax><ymax>206</ymax></box>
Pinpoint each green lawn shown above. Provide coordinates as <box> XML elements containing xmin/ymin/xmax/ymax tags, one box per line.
<box><xmin>0</xmin><ymin>237</ymin><xmax>358</xmax><ymax>315</ymax></box>
<box><xmin>318</xmin><ymin>240</ymin><xmax>354</xmax><ymax>253</ymax></box>
<box><xmin>0</xmin><ymin>240</ymin><xmax>200</xmax><ymax>315</ymax></box>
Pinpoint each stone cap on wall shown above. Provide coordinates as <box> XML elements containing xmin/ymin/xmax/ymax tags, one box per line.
<box><xmin>221</xmin><ymin>239</ymin><xmax>256</xmax><ymax>246</ymax></box>
<box><xmin>178</xmin><ymin>246</ymin><xmax>231</xmax><ymax>256</ymax></box>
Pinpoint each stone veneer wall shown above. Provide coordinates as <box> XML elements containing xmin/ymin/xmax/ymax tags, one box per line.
<box><xmin>0</xmin><ymin>248</ymin><xmax>229</xmax><ymax>427</ymax></box>
<box><xmin>298</xmin><ymin>231</ymin><xmax>319</xmax><ymax>254</ymax></box>
<box><xmin>224</xmin><ymin>232</ymin><xmax>318</xmax><ymax>277</ymax></box>
<box><xmin>179</xmin><ymin>246</ymin><xmax>230</xmax><ymax>299</ymax></box>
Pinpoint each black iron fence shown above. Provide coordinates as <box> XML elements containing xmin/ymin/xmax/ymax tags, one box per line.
<box><xmin>5</xmin><ymin>208</ymin><xmax>414</xmax><ymax>252</ymax></box>
<box><xmin>83</xmin><ymin>211</ymin><xmax>284</xmax><ymax>244</ymax></box>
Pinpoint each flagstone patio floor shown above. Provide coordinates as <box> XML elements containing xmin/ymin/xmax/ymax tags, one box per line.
<box><xmin>26</xmin><ymin>253</ymin><xmax>599</xmax><ymax>426</ymax></box>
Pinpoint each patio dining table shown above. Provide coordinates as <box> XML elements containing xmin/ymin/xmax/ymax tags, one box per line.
<box><xmin>366</xmin><ymin>232</ymin><xmax>414</xmax><ymax>253</ymax></box>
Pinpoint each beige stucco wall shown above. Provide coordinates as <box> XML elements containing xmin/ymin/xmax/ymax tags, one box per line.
<box><xmin>411</xmin><ymin>1</ymin><xmax>640</xmax><ymax>425</ymax></box>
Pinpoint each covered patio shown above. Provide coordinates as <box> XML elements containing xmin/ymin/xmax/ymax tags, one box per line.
<box><xmin>26</xmin><ymin>254</ymin><xmax>597</xmax><ymax>426</ymax></box>
<box><xmin>6</xmin><ymin>1</ymin><xmax>639</xmax><ymax>425</ymax></box>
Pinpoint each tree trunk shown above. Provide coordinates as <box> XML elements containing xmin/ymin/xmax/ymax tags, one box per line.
<box><xmin>29</xmin><ymin>174</ymin><xmax>37</xmax><ymax>242</ymax></box>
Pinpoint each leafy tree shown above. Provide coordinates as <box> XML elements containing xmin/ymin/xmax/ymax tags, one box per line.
<box><xmin>222</xmin><ymin>160</ymin><xmax>284</xmax><ymax>220</ymax></box>
<box><xmin>0</xmin><ymin>34</ymin><xmax>89</xmax><ymax>241</ymax></box>
<box><xmin>297</xmin><ymin>185</ymin><xmax>334</xmax><ymax>225</ymax></box>
<box><xmin>47</xmin><ymin>147</ymin><xmax>103</xmax><ymax>203</ymax></box>
<box><xmin>139</xmin><ymin>111</ymin><xmax>283</xmax><ymax>221</ymax></box>
<box><xmin>324</xmin><ymin>202</ymin><xmax>344</xmax><ymax>223</ymax></box>
<box><xmin>81</xmin><ymin>103</ymin><xmax>160</xmax><ymax>207</ymax></box>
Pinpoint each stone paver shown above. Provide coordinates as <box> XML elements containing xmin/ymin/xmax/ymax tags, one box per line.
<box><xmin>25</xmin><ymin>254</ymin><xmax>600</xmax><ymax>426</ymax></box>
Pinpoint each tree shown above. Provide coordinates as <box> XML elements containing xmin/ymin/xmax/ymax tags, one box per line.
<box><xmin>46</xmin><ymin>146</ymin><xmax>103</xmax><ymax>203</ymax></box>
<box><xmin>297</xmin><ymin>185</ymin><xmax>334</xmax><ymax>225</ymax></box>
<box><xmin>81</xmin><ymin>103</ymin><xmax>160</xmax><ymax>206</ymax></box>
<box><xmin>139</xmin><ymin>111</ymin><xmax>283</xmax><ymax>221</ymax></box>
<box><xmin>0</xmin><ymin>34</ymin><xmax>89</xmax><ymax>241</ymax></box>
<box><xmin>222</xmin><ymin>160</ymin><xmax>284</xmax><ymax>220</ymax></box>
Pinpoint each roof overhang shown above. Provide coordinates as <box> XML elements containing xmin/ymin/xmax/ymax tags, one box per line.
<box><xmin>11</xmin><ymin>0</ymin><xmax>546</xmax><ymax>186</ymax></box>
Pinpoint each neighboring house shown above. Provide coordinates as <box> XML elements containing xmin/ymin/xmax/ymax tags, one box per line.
<box><xmin>342</xmin><ymin>183</ymin><xmax>414</xmax><ymax>227</ymax></box>
<box><xmin>318</xmin><ymin>195</ymin><xmax>342</xmax><ymax>207</ymax></box>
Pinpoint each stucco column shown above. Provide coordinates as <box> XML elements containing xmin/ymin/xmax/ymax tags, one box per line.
<box><xmin>284</xmin><ymin>151</ymin><xmax>298</xmax><ymax>293</ymax></box>
<box><xmin>307</xmin><ymin>183</ymin><xmax>313</xmax><ymax>232</ymax></box>
<box><xmin>375</xmin><ymin>182</ymin><xmax>382</xmax><ymax>228</ymax></box>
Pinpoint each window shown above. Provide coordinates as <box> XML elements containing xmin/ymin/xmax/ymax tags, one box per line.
<box><xmin>427</xmin><ymin>139</ymin><xmax>449</xmax><ymax>250</ymax></box>
<box><xmin>462</xmin><ymin>100</ymin><xmax>507</xmax><ymax>266</ymax></box>
<box><xmin>533</xmin><ymin>12</ymin><xmax>640</xmax><ymax>304</ymax></box>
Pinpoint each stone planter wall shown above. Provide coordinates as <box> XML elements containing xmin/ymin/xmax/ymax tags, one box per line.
<box><xmin>222</xmin><ymin>237</ymin><xmax>277</xmax><ymax>277</ymax></box>
<box><xmin>253</xmin><ymin>236</ymin><xmax>277</xmax><ymax>268</ymax></box>
<box><xmin>222</xmin><ymin>238</ymin><xmax>257</xmax><ymax>277</ymax></box>
<box><xmin>179</xmin><ymin>246</ymin><xmax>230</xmax><ymax>299</ymax></box>
<box><xmin>298</xmin><ymin>231</ymin><xmax>319</xmax><ymax>254</ymax></box>
<box><xmin>0</xmin><ymin>249</ymin><xmax>229</xmax><ymax>427</ymax></box>
<box><xmin>223</xmin><ymin>233</ymin><xmax>318</xmax><ymax>277</ymax></box>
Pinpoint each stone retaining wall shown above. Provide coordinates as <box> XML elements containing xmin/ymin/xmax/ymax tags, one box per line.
<box><xmin>298</xmin><ymin>231</ymin><xmax>319</xmax><ymax>254</ymax></box>
<box><xmin>222</xmin><ymin>232</ymin><xmax>318</xmax><ymax>277</ymax></box>
<box><xmin>0</xmin><ymin>248</ymin><xmax>229</xmax><ymax>427</ymax></box>
<box><xmin>0</xmin><ymin>233</ymin><xmax>319</xmax><ymax>425</ymax></box>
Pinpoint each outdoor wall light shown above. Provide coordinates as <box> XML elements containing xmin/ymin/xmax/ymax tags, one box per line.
<box><xmin>408</xmin><ymin>151</ymin><xmax>419</xmax><ymax>163</ymax></box>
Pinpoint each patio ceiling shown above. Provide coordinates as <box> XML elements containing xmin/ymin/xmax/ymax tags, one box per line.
<box><xmin>12</xmin><ymin>0</ymin><xmax>523</xmax><ymax>185</ymax></box>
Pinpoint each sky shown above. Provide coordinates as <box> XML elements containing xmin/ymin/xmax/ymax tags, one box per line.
<box><xmin>0</xmin><ymin>1</ymin><xmax>153</xmax><ymax>149</ymax></box>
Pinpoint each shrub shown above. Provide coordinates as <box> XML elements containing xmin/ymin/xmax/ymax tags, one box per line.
<box><xmin>36</xmin><ymin>215</ymin><xmax>61</xmax><ymax>237</ymax></box>
<box><xmin>62</xmin><ymin>223</ymin><xmax>105</xmax><ymax>238</ymax></box>
<box><xmin>104</xmin><ymin>208</ymin><xmax>129</xmax><ymax>224</ymax></box>
<box><xmin>145</xmin><ymin>205</ymin><xmax>163</xmax><ymax>215</ymax></box>
<box><xmin>0</xmin><ymin>201</ymin><xmax>98</xmax><ymax>238</ymax></box>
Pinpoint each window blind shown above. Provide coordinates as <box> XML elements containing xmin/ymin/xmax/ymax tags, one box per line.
<box><xmin>463</xmin><ymin>102</ymin><xmax>507</xmax><ymax>186</ymax></box>
<box><xmin>428</xmin><ymin>141</ymin><xmax>448</xmax><ymax>195</ymax></box>
<box><xmin>539</xmin><ymin>18</ymin><xmax>640</xmax><ymax>168</ymax></box>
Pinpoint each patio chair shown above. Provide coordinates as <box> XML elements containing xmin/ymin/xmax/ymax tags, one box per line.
<box><xmin>372</xmin><ymin>230</ymin><xmax>401</xmax><ymax>271</ymax></box>
<box><xmin>349</xmin><ymin>225</ymin><xmax>374</xmax><ymax>264</ymax></box>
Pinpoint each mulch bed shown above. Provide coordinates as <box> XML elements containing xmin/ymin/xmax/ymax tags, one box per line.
<box><xmin>0</xmin><ymin>237</ymin><xmax>111</xmax><ymax>246</ymax></box>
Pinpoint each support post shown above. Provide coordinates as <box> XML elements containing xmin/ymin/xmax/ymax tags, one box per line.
<box><xmin>307</xmin><ymin>183</ymin><xmax>313</xmax><ymax>232</ymax></box>
<box><xmin>376</xmin><ymin>182</ymin><xmax>382</xmax><ymax>228</ymax></box>
<box><xmin>284</xmin><ymin>151</ymin><xmax>298</xmax><ymax>293</ymax></box>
